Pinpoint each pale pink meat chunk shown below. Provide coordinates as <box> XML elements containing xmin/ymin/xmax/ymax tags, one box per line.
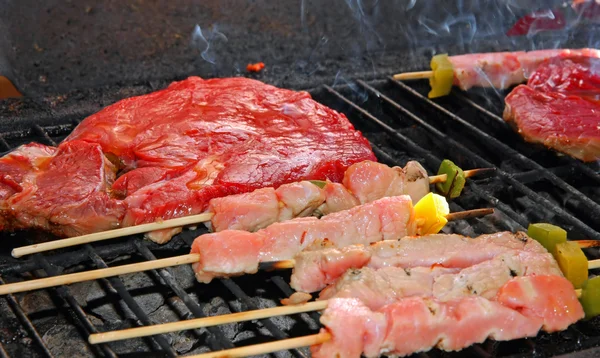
<box><xmin>290</xmin><ymin>245</ymin><xmax>372</xmax><ymax>292</ymax></box>
<box><xmin>449</xmin><ymin>48</ymin><xmax>600</xmax><ymax>90</ymax></box>
<box><xmin>342</xmin><ymin>160</ymin><xmax>429</xmax><ymax>204</ymax></box>
<box><xmin>313</xmin><ymin>276</ymin><xmax>583</xmax><ymax>358</ymax></box>
<box><xmin>317</xmin><ymin>181</ymin><xmax>359</xmax><ymax>215</ymax></box>
<box><xmin>275</xmin><ymin>181</ymin><xmax>325</xmax><ymax>221</ymax></box>
<box><xmin>190</xmin><ymin>196</ymin><xmax>415</xmax><ymax>283</ymax></box>
<box><xmin>318</xmin><ymin>266</ymin><xmax>458</xmax><ymax>310</ymax></box>
<box><xmin>317</xmin><ymin>250</ymin><xmax>560</xmax><ymax>308</ymax></box>
<box><xmin>290</xmin><ymin>231</ymin><xmax>546</xmax><ymax>292</ymax></box>
<box><xmin>207</xmin><ymin>187</ymin><xmax>280</xmax><ymax>232</ymax></box>
<box><xmin>497</xmin><ymin>275</ymin><xmax>584</xmax><ymax>332</ymax></box>
<box><xmin>450</xmin><ymin>51</ymin><xmax>526</xmax><ymax>90</ymax></box>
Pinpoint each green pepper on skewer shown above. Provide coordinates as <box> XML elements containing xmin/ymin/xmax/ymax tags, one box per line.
<box><xmin>435</xmin><ymin>159</ymin><xmax>466</xmax><ymax>199</ymax></box>
<box><xmin>527</xmin><ymin>223</ymin><xmax>567</xmax><ymax>253</ymax></box>
<box><xmin>580</xmin><ymin>277</ymin><xmax>600</xmax><ymax>319</ymax></box>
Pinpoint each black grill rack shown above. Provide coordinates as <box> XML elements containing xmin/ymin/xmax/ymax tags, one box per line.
<box><xmin>1</xmin><ymin>78</ymin><xmax>600</xmax><ymax>357</ymax></box>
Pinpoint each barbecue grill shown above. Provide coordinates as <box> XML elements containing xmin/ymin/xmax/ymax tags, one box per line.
<box><xmin>1</xmin><ymin>1</ymin><xmax>600</xmax><ymax>357</ymax></box>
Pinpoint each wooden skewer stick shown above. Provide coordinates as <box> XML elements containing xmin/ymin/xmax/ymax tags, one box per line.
<box><xmin>0</xmin><ymin>254</ymin><xmax>200</xmax><ymax>296</ymax></box>
<box><xmin>89</xmin><ymin>300</ymin><xmax>329</xmax><ymax>344</ymax></box>
<box><xmin>12</xmin><ymin>168</ymin><xmax>494</xmax><ymax>258</ymax></box>
<box><xmin>393</xmin><ymin>70</ymin><xmax>433</xmax><ymax>81</ymax></box>
<box><xmin>188</xmin><ymin>332</ymin><xmax>332</xmax><ymax>358</ymax></box>
<box><xmin>11</xmin><ymin>212</ymin><xmax>214</xmax><ymax>258</ymax></box>
<box><xmin>0</xmin><ymin>207</ymin><xmax>495</xmax><ymax>296</ymax></box>
<box><xmin>428</xmin><ymin>167</ymin><xmax>496</xmax><ymax>185</ymax></box>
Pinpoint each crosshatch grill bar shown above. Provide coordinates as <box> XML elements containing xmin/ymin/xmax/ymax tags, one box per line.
<box><xmin>133</xmin><ymin>241</ymin><xmax>235</xmax><ymax>351</ymax></box>
<box><xmin>389</xmin><ymin>79</ymin><xmax>600</xmax><ymax>219</ymax></box>
<box><xmin>453</xmin><ymin>92</ymin><xmax>600</xmax><ymax>185</ymax></box>
<box><xmin>84</xmin><ymin>245</ymin><xmax>177</xmax><ymax>356</ymax></box>
<box><xmin>0</xmin><ymin>276</ymin><xmax>54</xmax><ymax>358</ymax></box>
<box><xmin>0</xmin><ymin>78</ymin><xmax>599</xmax><ymax>357</ymax></box>
<box><xmin>328</xmin><ymin>81</ymin><xmax>600</xmax><ymax>241</ymax></box>
<box><xmin>33</xmin><ymin>255</ymin><xmax>118</xmax><ymax>358</ymax></box>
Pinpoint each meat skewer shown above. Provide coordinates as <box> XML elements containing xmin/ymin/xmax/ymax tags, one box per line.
<box><xmin>87</xmin><ymin>233</ymin><xmax>568</xmax><ymax>344</ymax></box>
<box><xmin>87</xmin><ymin>231</ymin><xmax>600</xmax><ymax>356</ymax></box>
<box><xmin>0</xmin><ymin>195</ymin><xmax>493</xmax><ymax>295</ymax></box>
<box><xmin>11</xmin><ymin>160</ymin><xmax>492</xmax><ymax>258</ymax></box>
<box><xmin>393</xmin><ymin>48</ymin><xmax>600</xmax><ymax>98</ymax></box>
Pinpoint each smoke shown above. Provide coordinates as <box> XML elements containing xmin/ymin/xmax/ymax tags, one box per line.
<box><xmin>190</xmin><ymin>24</ymin><xmax>228</xmax><ymax>65</ymax></box>
<box><xmin>332</xmin><ymin>70</ymin><xmax>369</xmax><ymax>104</ymax></box>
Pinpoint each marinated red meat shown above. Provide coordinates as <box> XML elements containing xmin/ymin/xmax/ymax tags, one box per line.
<box><xmin>0</xmin><ymin>77</ymin><xmax>375</xmax><ymax>239</ymax></box>
<box><xmin>1</xmin><ymin>141</ymin><xmax>124</xmax><ymax>237</ymax></box>
<box><xmin>504</xmin><ymin>56</ymin><xmax>600</xmax><ymax>162</ymax></box>
<box><xmin>68</xmin><ymin>77</ymin><xmax>375</xmax><ymax>233</ymax></box>
<box><xmin>527</xmin><ymin>55</ymin><xmax>600</xmax><ymax>100</ymax></box>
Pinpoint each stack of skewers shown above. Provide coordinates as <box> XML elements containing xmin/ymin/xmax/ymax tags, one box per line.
<box><xmin>1</xmin><ymin>156</ymin><xmax>600</xmax><ymax>357</ymax></box>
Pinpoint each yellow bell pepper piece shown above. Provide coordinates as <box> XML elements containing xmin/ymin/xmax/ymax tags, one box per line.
<box><xmin>428</xmin><ymin>54</ymin><xmax>454</xmax><ymax>99</ymax></box>
<box><xmin>553</xmin><ymin>241</ymin><xmax>588</xmax><ymax>289</ymax></box>
<box><xmin>414</xmin><ymin>192</ymin><xmax>450</xmax><ymax>235</ymax></box>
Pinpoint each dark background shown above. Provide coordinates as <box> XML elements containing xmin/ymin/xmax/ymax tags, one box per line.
<box><xmin>1</xmin><ymin>0</ymin><xmax>599</xmax><ymax>98</ymax></box>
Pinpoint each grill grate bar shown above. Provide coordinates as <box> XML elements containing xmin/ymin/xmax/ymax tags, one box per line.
<box><xmin>33</xmin><ymin>255</ymin><xmax>117</xmax><ymax>358</ymax></box>
<box><xmin>219</xmin><ymin>278</ymin><xmax>310</xmax><ymax>358</ymax></box>
<box><xmin>454</xmin><ymin>92</ymin><xmax>600</xmax><ymax>185</ymax></box>
<box><xmin>84</xmin><ymin>245</ymin><xmax>177</xmax><ymax>356</ymax></box>
<box><xmin>390</xmin><ymin>79</ymin><xmax>600</xmax><ymax>218</ymax></box>
<box><xmin>0</xmin><ymin>276</ymin><xmax>54</xmax><ymax>358</ymax></box>
<box><xmin>32</xmin><ymin>125</ymin><xmax>57</xmax><ymax>147</ymax></box>
<box><xmin>0</xmin><ymin>136</ymin><xmax>10</xmax><ymax>151</ymax></box>
<box><xmin>0</xmin><ymin>239</ymin><xmax>138</xmax><ymax>276</ymax></box>
<box><xmin>347</xmin><ymin>81</ymin><xmax>600</xmax><ymax>241</ymax></box>
<box><xmin>134</xmin><ymin>240</ymin><xmax>235</xmax><ymax>351</ymax></box>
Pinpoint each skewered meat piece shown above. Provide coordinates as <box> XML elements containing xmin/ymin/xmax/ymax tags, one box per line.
<box><xmin>504</xmin><ymin>56</ymin><xmax>600</xmax><ymax>161</ymax></box>
<box><xmin>0</xmin><ymin>77</ymin><xmax>375</xmax><ymax>240</ymax></box>
<box><xmin>190</xmin><ymin>195</ymin><xmax>416</xmax><ymax>283</ymax></box>
<box><xmin>206</xmin><ymin>160</ymin><xmax>428</xmax><ymax>232</ymax></box>
<box><xmin>290</xmin><ymin>231</ymin><xmax>547</xmax><ymax>293</ymax></box>
<box><xmin>450</xmin><ymin>48</ymin><xmax>600</xmax><ymax>90</ymax></box>
<box><xmin>318</xmin><ymin>250</ymin><xmax>562</xmax><ymax>309</ymax></box>
<box><xmin>312</xmin><ymin>275</ymin><xmax>583</xmax><ymax>358</ymax></box>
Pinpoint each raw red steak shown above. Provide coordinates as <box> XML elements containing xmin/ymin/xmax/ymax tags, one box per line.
<box><xmin>1</xmin><ymin>141</ymin><xmax>125</xmax><ymax>237</ymax></box>
<box><xmin>1</xmin><ymin>77</ymin><xmax>375</xmax><ymax>240</ymax></box>
<box><xmin>504</xmin><ymin>57</ymin><xmax>600</xmax><ymax>161</ymax></box>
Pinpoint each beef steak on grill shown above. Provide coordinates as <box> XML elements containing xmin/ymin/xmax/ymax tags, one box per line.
<box><xmin>0</xmin><ymin>77</ymin><xmax>376</xmax><ymax>241</ymax></box>
<box><xmin>504</xmin><ymin>56</ymin><xmax>600</xmax><ymax>162</ymax></box>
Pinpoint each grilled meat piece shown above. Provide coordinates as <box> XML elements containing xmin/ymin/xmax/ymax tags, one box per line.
<box><xmin>313</xmin><ymin>276</ymin><xmax>583</xmax><ymax>358</ymax></box>
<box><xmin>318</xmin><ymin>250</ymin><xmax>562</xmax><ymax>309</ymax></box>
<box><xmin>190</xmin><ymin>196</ymin><xmax>416</xmax><ymax>283</ymax></box>
<box><xmin>504</xmin><ymin>56</ymin><xmax>600</xmax><ymax>162</ymax></box>
<box><xmin>0</xmin><ymin>77</ymin><xmax>375</xmax><ymax>240</ymax></box>
<box><xmin>290</xmin><ymin>231</ymin><xmax>547</xmax><ymax>293</ymax></box>
<box><xmin>206</xmin><ymin>160</ymin><xmax>429</xmax><ymax>233</ymax></box>
<box><xmin>449</xmin><ymin>48</ymin><xmax>600</xmax><ymax>90</ymax></box>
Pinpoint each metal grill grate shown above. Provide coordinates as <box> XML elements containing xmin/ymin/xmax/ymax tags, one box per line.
<box><xmin>1</xmin><ymin>77</ymin><xmax>599</xmax><ymax>357</ymax></box>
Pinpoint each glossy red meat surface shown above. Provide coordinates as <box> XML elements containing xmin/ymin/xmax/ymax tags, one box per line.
<box><xmin>528</xmin><ymin>56</ymin><xmax>600</xmax><ymax>100</ymax></box>
<box><xmin>504</xmin><ymin>57</ymin><xmax>600</xmax><ymax>162</ymax></box>
<box><xmin>1</xmin><ymin>141</ymin><xmax>124</xmax><ymax>237</ymax></box>
<box><xmin>1</xmin><ymin>77</ymin><xmax>375</xmax><ymax>238</ymax></box>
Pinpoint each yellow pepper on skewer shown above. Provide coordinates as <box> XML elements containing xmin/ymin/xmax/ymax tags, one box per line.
<box><xmin>413</xmin><ymin>192</ymin><xmax>450</xmax><ymax>235</ymax></box>
<box><xmin>428</xmin><ymin>54</ymin><xmax>454</xmax><ymax>99</ymax></box>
